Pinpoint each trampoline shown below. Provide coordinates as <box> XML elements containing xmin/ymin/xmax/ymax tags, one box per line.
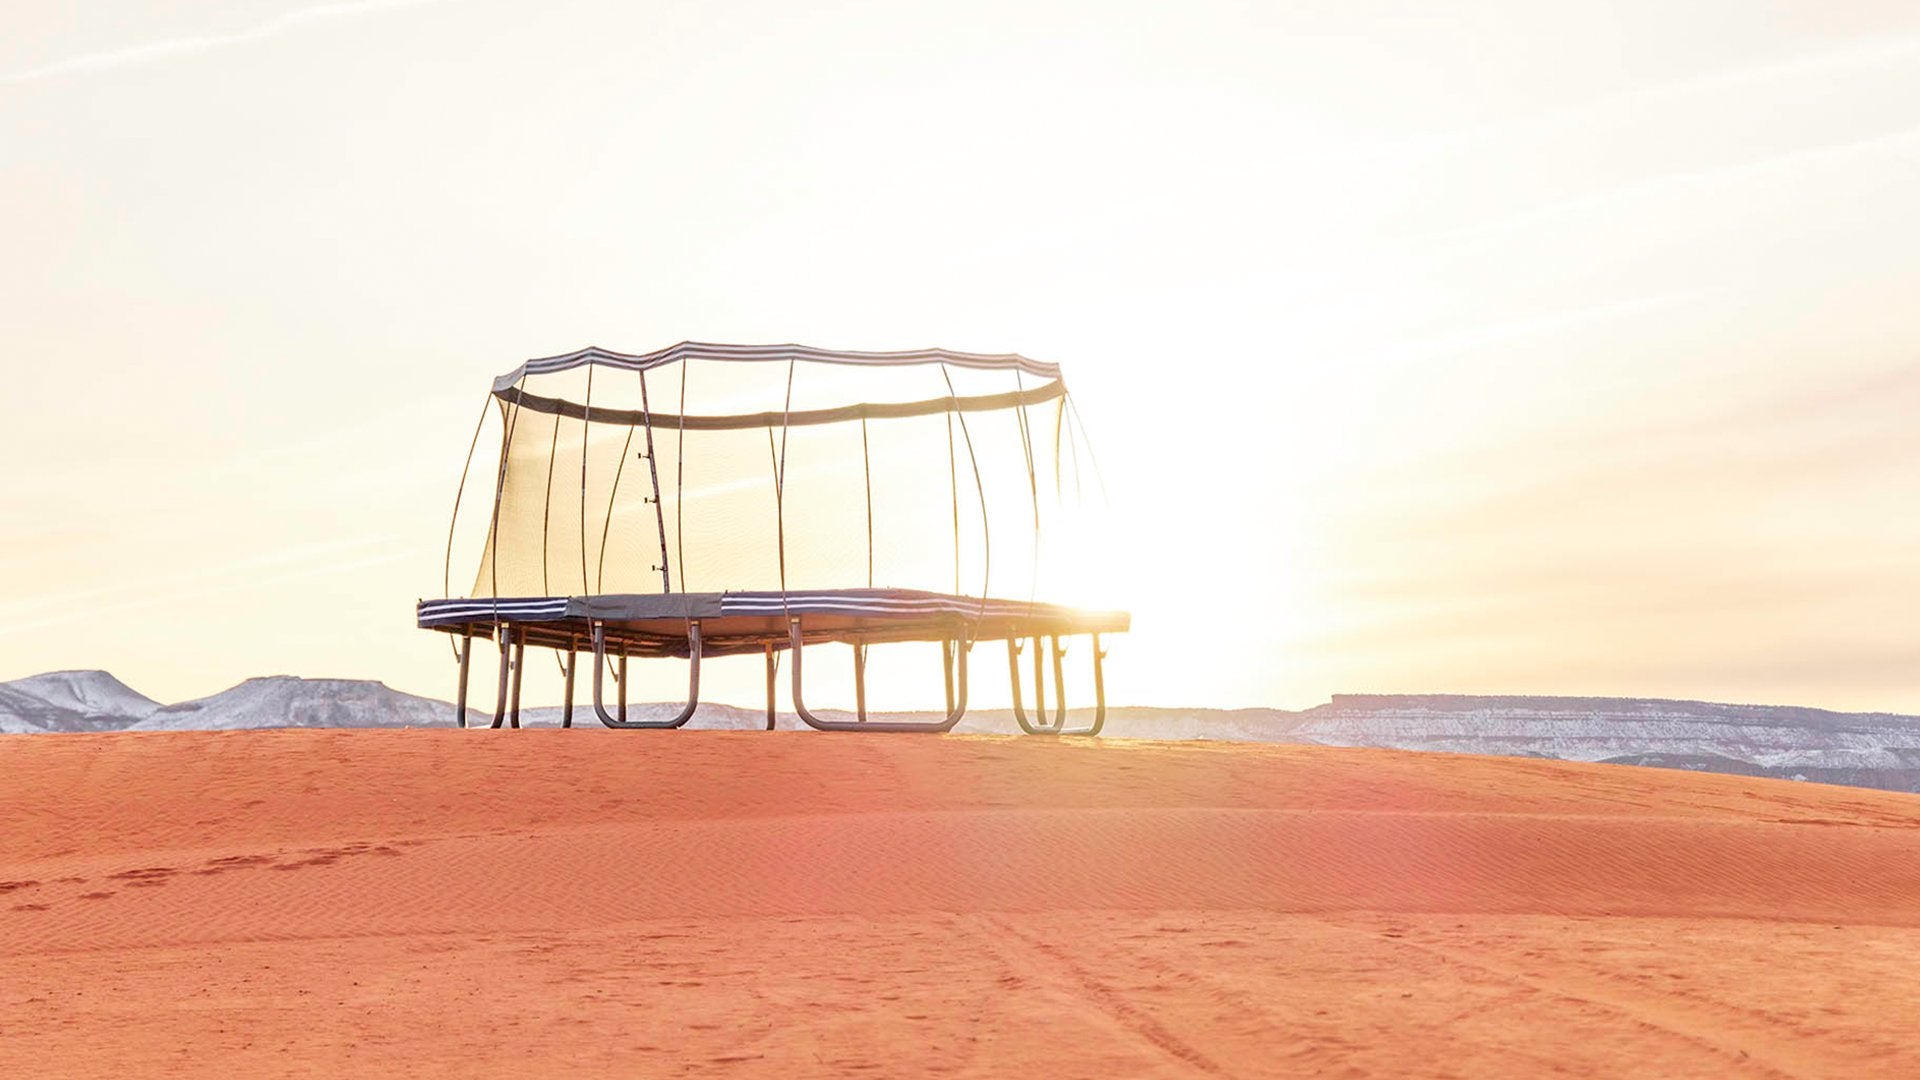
<box><xmin>420</xmin><ymin>342</ymin><xmax>1128</xmax><ymax>734</ymax></box>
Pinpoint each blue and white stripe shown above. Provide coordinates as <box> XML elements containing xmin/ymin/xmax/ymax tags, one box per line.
<box><xmin>716</xmin><ymin>590</ymin><xmax>1061</xmax><ymax>621</ymax></box>
<box><xmin>491</xmin><ymin>342</ymin><xmax>1062</xmax><ymax>393</ymax></box>
<box><xmin>419</xmin><ymin>591</ymin><xmax>1112</xmax><ymax>627</ymax></box>
<box><xmin>418</xmin><ymin>597</ymin><xmax>570</xmax><ymax>627</ymax></box>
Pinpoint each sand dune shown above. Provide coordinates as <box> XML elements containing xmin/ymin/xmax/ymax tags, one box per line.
<box><xmin>5</xmin><ymin>732</ymin><xmax>1920</xmax><ymax>1077</ymax></box>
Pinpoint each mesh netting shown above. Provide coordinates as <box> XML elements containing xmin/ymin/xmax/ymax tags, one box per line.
<box><xmin>446</xmin><ymin>344</ymin><xmax>1109</xmax><ymax>609</ymax></box>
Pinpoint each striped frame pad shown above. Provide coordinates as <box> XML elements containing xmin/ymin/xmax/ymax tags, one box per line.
<box><xmin>417</xmin><ymin>589</ymin><xmax>1127</xmax><ymax>656</ymax></box>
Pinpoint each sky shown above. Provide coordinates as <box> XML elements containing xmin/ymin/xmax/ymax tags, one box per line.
<box><xmin>3</xmin><ymin>0</ymin><xmax>1918</xmax><ymax>714</ymax></box>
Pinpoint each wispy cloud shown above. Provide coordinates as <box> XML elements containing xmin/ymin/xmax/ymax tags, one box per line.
<box><xmin>0</xmin><ymin>536</ymin><xmax>410</xmax><ymax>636</ymax></box>
<box><xmin>1423</xmin><ymin>122</ymin><xmax>1920</xmax><ymax>253</ymax></box>
<box><xmin>4</xmin><ymin>0</ymin><xmax>454</xmax><ymax>85</ymax></box>
<box><xmin>1409</xmin><ymin>34</ymin><xmax>1920</xmax><ymax>157</ymax></box>
<box><xmin>0</xmin><ymin>536</ymin><xmax>398</xmax><ymax>619</ymax></box>
<box><xmin>1373</xmin><ymin>288</ymin><xmax>1708</xmax><ymax>366</ymax></box>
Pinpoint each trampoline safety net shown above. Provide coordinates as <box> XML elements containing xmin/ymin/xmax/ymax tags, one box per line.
<box><xmin>424</xmin><ymin>342</ymin><xmax>1127</xmax><ymax>735</ymax></box>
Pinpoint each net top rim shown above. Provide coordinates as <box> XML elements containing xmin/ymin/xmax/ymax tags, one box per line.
<box><xmin>492</xmin><ymin>342</ymin><xmax>1063</xmax><ymax>394</ymax></box>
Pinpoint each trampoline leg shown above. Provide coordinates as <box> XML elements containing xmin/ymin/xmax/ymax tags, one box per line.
<box><xmin>1029</xmin><ymin>636</ymin><xmax>1065</xmax><ymax>735</ymax></box>
<box><xmin>853</xmin><ymin>643</ymin><xmax>868</xmax><ymax>723</ymax></box>
<box><xmin>1032</xmin><ymin>637</ymin><xmax>1048</xmax><ymax>730</ymax></box>
<box><xmin>1049</xmin><ymin>636</ymin><xmax>1068</xmax><ymax>729</ymax></box>
<box><xmin>1008</xmin><ymin>639</ymin><xmax>1049</xmax><ymax>735</ymax></box>
<box><xmin>617</xmin><ymin>652</ymin><xmax>628</xmax><ymax>723</ymax></box>
<box><xmin>561</xmin><ymin>642</ymin><xmax>576</xmax><ymax>729</ymax></box>
<box><xmin>490</xmin><ymin>629</ymin><xmax>510</xmax><ymax>729</ymax></box>
<box><xmin>1057</xmin><ymin>632</ymin><xmax>1108</xmax><ymax>737</ymax></box>
<box><xmin>943</xmin><ymin>640</ymin><xmax>955</xmax><ymax>717</ymax></box>
<box><xmin>789</xmin><ymin>619</ymin><xmax>968</xmax><ymax>732</ymax></box>
<box><xmin>590</xmin><ymin>622</ymin><xmax>703</xmax><ymax>729</ymax></box>
<box><xmin>507</xmin><ymin>630</ymin><xmax>525</xmax><ymax>729</ymax></box>
<box><xmin>454</xmin><ymin>633</ymin><xmax>472</xmax><ymax>729</ymax></box>
<box><xmin>764</xmin><ymin>643</ymin><xmax>778</xmax><ymax>731</ymax></box>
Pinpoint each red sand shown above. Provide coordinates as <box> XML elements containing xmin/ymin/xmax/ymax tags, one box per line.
<box><xmin>5</xmin><ymin>731</ymin><xmax>1920</xmax><ymax>1077</ymax></box>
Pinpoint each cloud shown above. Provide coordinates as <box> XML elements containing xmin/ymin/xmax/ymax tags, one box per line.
<box><xmin>4</xmin><ymin>0</ymin><xmax>455</xmax><ymax>85</ymax></box>
<box><xmin>1372</xmin><ymin>288</ymin><xmax>1708</xmax><ymax>366</ymax></box>
<box><xmin>0</xmin><ymin>536</ymin><xmax>410</xmax><ymax>637</ymax></box>
<box><xmin>1411</xmin><ymin>34</ymin><xmax>1920</xmax><ymax>157</ymax></box>
<box><xmin>1422</xmin><ymin>122</ymin><xmax>1920</xmax><ymax>253</ymax></box>
<box><xmin>0</xmin><ymin>535</ymin><xmax>403</xmax><ymax>622</ymax></box>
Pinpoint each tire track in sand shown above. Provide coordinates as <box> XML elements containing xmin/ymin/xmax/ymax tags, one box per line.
<box><xmin>1334</xmin><ymin>919</ymin><xmax>1819</xmax><ymax>1080</ymax></box>
<box><xmin>965</xmin><ymin>913</ymin><xmax>1232</xmax><ymax>1078</ymax></box>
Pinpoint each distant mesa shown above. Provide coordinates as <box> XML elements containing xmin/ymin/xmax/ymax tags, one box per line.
<box><xmin>2</xmin><ymin>671</ymin><xmax>1918</xmax><ymax>794</ymax></box>
<box><xmin>0</xmin><ymin>670</ymin><xmax>160</xmax><ymax>734</ymax></box>
<box><xmin>131</xmin><ymin>677</ymin><xmax>450</xmax><ymax>732</ymax></box>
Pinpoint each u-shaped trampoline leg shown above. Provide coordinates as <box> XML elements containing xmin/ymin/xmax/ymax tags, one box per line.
<box><xmin>1057</xmin><ymin>632</ymin><xmax>1108</xmax><ymax>737</ymax></box>
<box><xmin>790</xmin><ymin>619</ymin><xmax>968</xmax><ymax>732</ymax></box>
<box><xmin>561</xmin><ymin>641</ymin><xmax>576</xmax><ymax>729</ymax></box>
<box><xmin>1010</xmin><ymin>636</ymin><xmax>1065</xmax><ymax>735</ymax></box>
<box><xmin>453</xmin><ymin>632</ymin><xmax>472</xmax><ymax>728</ymax></box>
<box><xmin>591</xmin><ymin>622</ymin><xmax>703</xmax><ymax>729</ymax></box>
<box><xmin>1038</xmin><ymin>637</ymin><xmax>1064</xmax><ymax>733</ymax></box>
<box><xmin>1008</xmin><ymin>639</ymin><xmax>1047</xmax><ymax>735</ymax></box>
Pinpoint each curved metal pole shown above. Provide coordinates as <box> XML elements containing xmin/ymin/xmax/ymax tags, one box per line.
<box><xmin>1008</xmin><ymin>638</ymin><xmax>1049</xmax><ymax>735</ymax></box>
<box><xmin>489</xmin><ymin>629</ymin><xmax>510</xmax><ymax>729</ymax></box>
<box><xmin>591</xmin><ymin>622</ymin><xmax>702</xmax><ymax>729</ymax></box>
<box><xmin>1022</xmin><ymin>635</ymin><xmax>1066</xmax><ymax>734</ymax></box>
<box><xmin>789</xmin><ymin>619</ymin><xmax>967</xmax><ymax>732</ymax></box>
<box><xmin>453</xmin><ymin>632</ymin><xmax>472</xmax><ymax>728</ymax></box>
<box><xmin>1056</xmin><ymin>632</ymin><xmax>1108</xmax><ymax>737</ymax></box>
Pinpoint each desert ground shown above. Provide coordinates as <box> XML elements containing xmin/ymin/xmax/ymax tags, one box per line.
<box><xmin>4</xmin><ymin>731</ymin><xmax>1920</xmax><ymax>1078</ymax></box>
